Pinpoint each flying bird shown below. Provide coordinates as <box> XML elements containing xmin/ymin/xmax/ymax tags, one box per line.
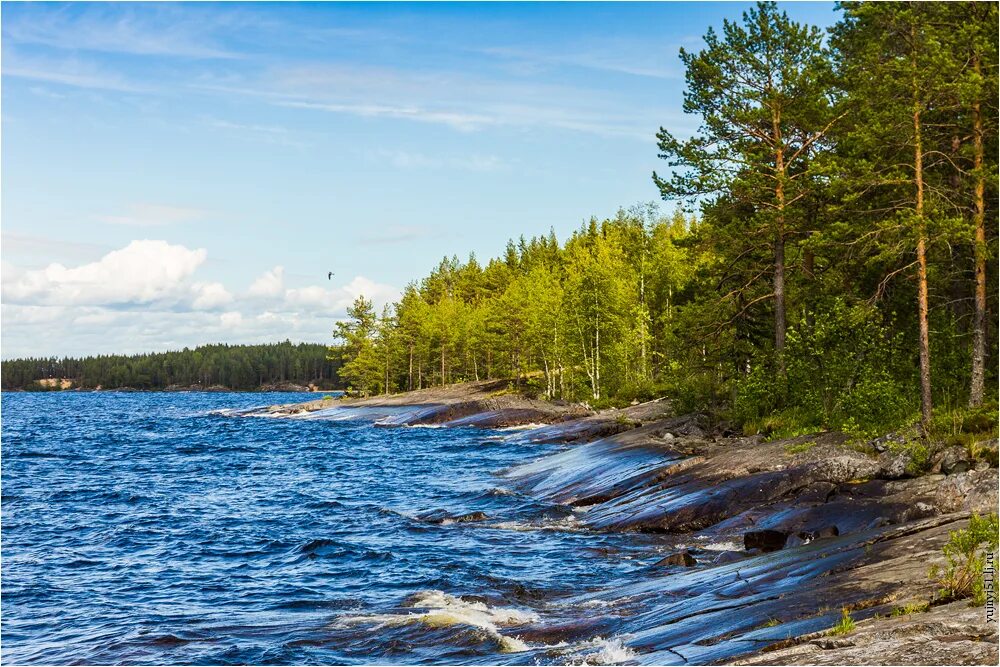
<box><xmin>328</xmin><ymin>272</ymin><xmax>334</xmax><ymax>280</ymax></box>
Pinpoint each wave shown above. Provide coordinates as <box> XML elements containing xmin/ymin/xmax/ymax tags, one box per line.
<box><xmin>485</xmin><ymin>513</ymin><xmax>589</xmax><ymax>533</ymax></box>
<box><xmin>572</xmin><ymin>636</ymin><xmax>637</xmax><ymax>665</ymax></box>
<box><xmin>497</xmin><ymin>423</ymin><xmax>549</xmax><ymax>432</ymax></box>
<box><xmin>334</xmin><ymin>590</ymin><xmax>537</xmax><ymax>653</ymax></box>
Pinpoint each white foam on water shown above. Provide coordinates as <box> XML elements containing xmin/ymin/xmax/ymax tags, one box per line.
<box><xmin>487</xmin><ymin>514</ymin><xmax>588</xmax><ymax>533</ymax></box>
<box><xmin>335</xmin><ymin>590</ymin><xmax>536</xmax><ymax>653</ymax></box>
<box><xmin>565</xmin><ymin>636</ymin><xmax>637</xmax><ymax>665</ymax></box>
<box><xmin>700</xmin><ymin>540</ymin><xmax>742</xmax><ymax>552</ymax></box>
<box><xmin>585</xmin><ymin>637</ymin><xmax>637</xmax><ymax>665</ymax></box>
<box><xmin>497</xmin><ymin>423</ymin><xmax>548</xmax><ymax>432</ymax></box>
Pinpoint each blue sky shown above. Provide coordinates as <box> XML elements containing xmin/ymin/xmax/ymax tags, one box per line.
<box><xmin>1</xmin><ymin>1</ymin><xmax>839</xmax><ymax>358</ymax></box>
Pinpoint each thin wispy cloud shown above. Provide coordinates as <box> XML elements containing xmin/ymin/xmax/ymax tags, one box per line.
<box><xmin>2</xmin><ymin>4</ymin><xmax>242</xmax><ymax>59</ymax></box>
<box><xmin>359</xmin><ymin>225</ymin><xmax>444</xmax><ymax>246</ymax></box>
<box><xmin>477</xmin><ymin>44</ymin><xmax>681</xmax><ymax>80</ymax></box>
<box><xmin>2</xmin><ymin>52</ymin><xmax>154</xmax><ymax>93</ymax></box>
<box><xmin>96</xmin><ymin>204</ymin><xmax>208</xmax><ymax>228</ymax></box>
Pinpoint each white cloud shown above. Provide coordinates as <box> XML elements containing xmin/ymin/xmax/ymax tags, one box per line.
<box><xmin>2</xmin><ymin>240</ymin><xmax>207</xmax><ymax>307</ymax></box>
<box><xmin>192</xmin><ymin>282</ymin><xmax>234</xmax><ymax>310</ymax></box>
<box><xmin>248</xmin><ymin>265</ymin><xmax>285</xmax><ymax>298</ymax></box>
<box><xmin>284</xmin><ymin>275</ymin><xmax>398</xmax><ymax>315</ymax></box>
<box><xmin>0</xmin><ymin>240</ymin><xmax>400</xmax><ymax>358</ymax></box>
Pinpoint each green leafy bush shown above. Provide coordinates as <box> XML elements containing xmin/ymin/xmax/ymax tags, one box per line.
<box><xmin>733</xmin><ymin>300</ymin><xmax>913</xmax><ymax>439</ymax></box>
<box><xmin>929</xmin><ymin>513</ymin><xmax>999</xmax><ymax>606</ymax></box>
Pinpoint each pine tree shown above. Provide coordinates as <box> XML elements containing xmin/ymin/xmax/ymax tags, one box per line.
<box><xmin>655</xmin><ymin>1</ymin><xmax>839</xmax><ymax>374</ymax></box>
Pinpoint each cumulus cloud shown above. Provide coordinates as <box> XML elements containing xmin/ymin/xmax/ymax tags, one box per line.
<box><xmin>192</xmin><ymin>282</ymin><xmax>234</xmax><ymax>310</ymax></box>
<box><xmin>1</xmin><ymin>239</ymin><xmax>400</xmax><ymax>358</ymax></box>
<box><xmin>248</xmin><ymin>265</ymin><xmax>285</xmax><ymax>298</ymax></box>
<box><xmin>2</xmin><ymin>240</ymin><xmax>207</xmax><ymax>306</ymax></box>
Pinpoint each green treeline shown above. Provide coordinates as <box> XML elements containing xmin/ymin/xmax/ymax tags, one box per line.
<box><xmin>333</xmin><ymin>2</ymin><xmax>998</xmax><ymax>438</ymax></box>
<box><xmin>1</xmin><ymin>342</ymin><xmax>341</xmax><ymax>391</ymax></box>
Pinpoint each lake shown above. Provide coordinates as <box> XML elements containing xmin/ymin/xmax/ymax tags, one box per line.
<box><xmin>1</xmin><ymin>392</ymin><xmax>654</xmax><ymax>665</ymax></box>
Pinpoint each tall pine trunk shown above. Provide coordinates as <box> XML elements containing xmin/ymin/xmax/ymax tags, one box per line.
<box><xmin>912</xmin><ymin>69</ymin><xmax>934</xmax><ymax>434</ymax></box>
<box><xmin>772</xmin><ymin>114</ymin><xmax>787</xmax><ymax>373</ymax></box>
<box><xmin>407</xmin><ymin>344</ymin><xmax>414</xmax><ymax>391</ymax></box>
<box><xmin>969</xmin><ymin>53</ymin><xmax>987</xmax><ymax>407</ymax></box>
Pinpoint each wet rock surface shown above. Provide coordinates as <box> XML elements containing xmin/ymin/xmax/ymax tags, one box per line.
<box><xmin>502</xmin><ymin>414</ymin><xmax>998</xmax><ymax>665</ymax></box>
<box><xmin>227</xmin><ymin>382</ymin><xmax>996</xmax><ymax>664</ymax></box>
<box><xmin>244</xmin><ymin>379</ymin><xmax>595</xmax><ymax>426</ymax></box>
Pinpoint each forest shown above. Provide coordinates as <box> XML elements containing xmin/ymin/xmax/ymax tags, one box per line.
<box><xmin>1</xmin><ymin>342</ymin><xmax>341</xmax><ymax>391</ymax></box>
<box><xmin>331</xmin><ymin>1</ymin><xmax>999</xmax><ymax>439</ymax></box>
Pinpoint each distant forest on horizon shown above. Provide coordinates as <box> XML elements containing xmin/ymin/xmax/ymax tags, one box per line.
<box><xmin>0</xmin><ymin>342</ymin><xmax>343</xmax><ymax>391</ymax></box>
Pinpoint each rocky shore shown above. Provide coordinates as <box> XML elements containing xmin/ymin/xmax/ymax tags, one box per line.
<box><xmin>253</xmin><ymin>382</ymin><xmax>999</xmax><ymax>665</ymax></box>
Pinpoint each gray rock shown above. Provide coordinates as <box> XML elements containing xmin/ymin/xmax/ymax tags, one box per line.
<box><xmin>939</xmin><ymin>446</ymin><xmax>971</xmax><ymax>475</ymax></box>
<box><xmin>785</xmin><ymin>533</ymin><xmax>808</xmax><ymax>548</ymax></box>
<box><xmin>934</xmin><ymin>468</ymin><xmax>999</xmax><ymax>513</ymax></box>
<box><xmin>879</xmin><ymin>451</ymin><xmax>912</xmax><ymax>479</ymax></box>
<box><xmin>712</xmin><ymin>550</ymin><xmax>745</xmax><ymax>564</ymax></box>
<box><xmin>654</xmin><ymin>550</ymin><xmax>697</xmax><ymax>567</ymax></box>
<box><xmin>869</xmin><ymin>432</ymin><xmax>905</xmax><ymax>453</ymax></box>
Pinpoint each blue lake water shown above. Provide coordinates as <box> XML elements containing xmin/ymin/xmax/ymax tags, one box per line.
<box><xmin>1</xmin><ymin>392</ymin><xmax>658</xmax><ymax>665</ymax></box>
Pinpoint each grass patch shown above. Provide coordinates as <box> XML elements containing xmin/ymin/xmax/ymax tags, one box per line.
<box><xmin>828</xmin><ymin>608</ymin><xmax>855</xmax><ymax>635</ymax></box>
<box><xmin>785</xmin><ymin>441</ymin><xmax>817</xmax><ymax>455</ymax></box>
<box><xmin>615</xmin><ymin>413</ymin><xmax>641</xmax><ymax>427</ymax></box>
<box><xmin>742</xmin><ymin>408</ymin><xmax>823</xmax><ymax>441</ymax></box>
<box><xmin>890</xmin><ymin>600</ymin><xmax>929</xmax><ymax>617</ymax></box>
<box><xmin>489</xmin><ymin>383</ymin><xmax>518</xmax><ymax>398</ymax></box>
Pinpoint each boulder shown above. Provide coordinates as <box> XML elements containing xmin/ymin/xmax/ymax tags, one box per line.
<box><xmin>934</xmin><ymin>468</ymin><xmax>999</xmax><ymax>514</ymax></box>
<box><xmin>797</xmin><ymin>482</ymin><xmax>837</xmax><ymax>503</ymax></box>
<box><xmin>713</xmin><ymin>550</ymin><xmax>745</xmax><ymax>564</ymax></box>
<box><xmin>940</xmin><ymin>446</ymin><xmax>971</xmax><ymax>475</ymax></box>
<box><xmin>654</xmin><ymin>550</ymin><xmax>697</xmax><ymax>567</ymax></box>
<box><xmin>744</xmin><ymin>529</ymin><xmax>788</xmax><ymax>552</ymax></box>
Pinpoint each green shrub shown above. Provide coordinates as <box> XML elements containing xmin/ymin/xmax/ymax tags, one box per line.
<box><xmin>929</xmin><ymin>513</ymin><xmax>999</xmax><ymax>606</ymax></box>
<box><xmin>930</xmin><ymin>402</ymin><xmax>999</xmax><ymax>440</ymax></box>
<box><xmin>732</xmin><ymin>299</ymin><xmax>914</xmax><ymax>440</ymax></box>
<box><xmin>962</xmin><ymin>404</ymin><xmax>998</xmax><ymax>434</ymax></box>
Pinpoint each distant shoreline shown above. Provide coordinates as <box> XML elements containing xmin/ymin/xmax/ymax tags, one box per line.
<box><xmin>3</xmin><ymin>384</ymin><xmax>342</xmax><ymax>394</ymax></box>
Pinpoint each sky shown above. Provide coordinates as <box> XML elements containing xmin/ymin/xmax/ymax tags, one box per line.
<box><xmin>1</xmin><ymin>1</ymin><xmax>840</xmax><ymax>359</ymax></box>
